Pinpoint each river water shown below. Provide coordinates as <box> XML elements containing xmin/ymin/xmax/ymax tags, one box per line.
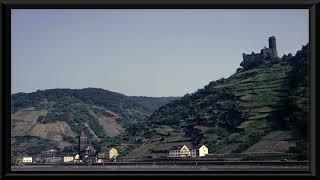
<box><xmin>11</xmin><ymin>165</ymin><xmax>309</xmax><ymax>172</ymax></box>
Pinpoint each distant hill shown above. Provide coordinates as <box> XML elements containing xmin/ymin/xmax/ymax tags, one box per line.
<box><xmin>11</xmin><ymin>88</ymin><xmax>179</xmax><ymax>160</ymax></box>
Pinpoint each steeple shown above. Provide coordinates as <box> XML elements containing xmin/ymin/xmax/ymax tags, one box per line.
<box><xmin>79</xmin><ymin>131</ymin><xmax>87</xmax><ymax>152</ymax></box>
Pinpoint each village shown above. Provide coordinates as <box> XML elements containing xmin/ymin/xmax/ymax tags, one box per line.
<box><xmin>16</xmin><ymin>131</ymin><xmax>210</xmax><ymax>165</ymax></box>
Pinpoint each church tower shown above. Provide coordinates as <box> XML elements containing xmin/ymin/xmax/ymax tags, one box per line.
<box><xmin>268</xmin><ymin>36</ymin><xmax>278</xmax><ymax>58</ymax></box>
<box><xmin>79</xmin><ymin>131</ymin><xmax>87</xmax><ymax>152</ymax></box>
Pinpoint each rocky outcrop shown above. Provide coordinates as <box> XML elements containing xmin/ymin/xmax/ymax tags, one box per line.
<box><xmin>224</xmin><ymin>109</ymin><xmax>245</xmax><ymax>130</ymax></box>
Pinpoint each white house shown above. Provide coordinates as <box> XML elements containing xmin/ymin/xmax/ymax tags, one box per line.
<box><xmin>191</xmin><ymin>145</ymin><xmax>209</xmax><ymax>158</ymax></box>
<box><xmin>168</xmin><ymin>145</ymin><xmax>190</xmax><ymax>158</ymax></box>
<box><xmin>73</xmin><ymin>154</ymin><xmax>81</xmax><ymax>163</ymax></box>
<box><xmin>111</xmin><ymin>148</ymin><xmax>119</xmax><ymax>159</ymax></box>
<box><xmin>63</xmin><ymin>156</ymin><xmax>74</xmax><ymax>163</ymax></box>
<box><xmin>97</xmin><ymin>147</ymin><xmax>119</xmax><ymax>161</ymax></box>
<box><xmin>74</xmin><ymin>154</ymin><xmax>80</xmax><ymax>160</ymax></box>
<box><xmin>22</xmin><ymin>157</ymin><xmax>33</xmax><ymax>163</ymax></box>
<box><xmin>168</xmin><ymin>144</ymin><xmax>209</xmax><ymax>158</ymax></box>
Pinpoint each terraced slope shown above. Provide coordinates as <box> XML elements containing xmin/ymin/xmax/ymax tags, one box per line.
<box><xmin>11</xmin><ymin>44</ymin><xmax>309</xmax><ymax>162</ymax></box>
<box><xmin>121</xmin><ymin>44</ymin><xmax>309</xmax><ymax>160</ymax></box>
<box><xmin>11</xmin><ymin>88</ymin><xmax>179</xmax><ymax>160</ymax></box>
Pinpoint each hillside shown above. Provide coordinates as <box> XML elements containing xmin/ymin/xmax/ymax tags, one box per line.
<box><xmin>121</xmin><ymin>44</ymin><xmax>309</xmax><ymax>160</ymax></box>
<box><xmin>11</xmin><ymin>88</ymin><xmax>179</xmax><ymax>159</ymax></box>
<box><xmin>11</xmin><ymin>44</ymin><xmax>309</xmax><ymax>162</ymax></box>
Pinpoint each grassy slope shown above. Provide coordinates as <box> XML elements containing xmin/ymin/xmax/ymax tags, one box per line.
<box><xmin>121</xmin><ymin>62</ymin><xmax>291</xmax><ymax>159</ymax></box>
<box><xmin>121</xmin><ymin>45</ymin><xmax>309</xmax><ymax>160</ymax></box>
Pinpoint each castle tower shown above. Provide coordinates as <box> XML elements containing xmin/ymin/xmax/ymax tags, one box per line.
<box><xmin>268</xmin><ymin>36</ymin><xmax>278</xmax><ymax>58</ymax></box>
<box><xmin>79</xmin><ymin>131</ymin><xmax>87</xmax><ymax>152</ymax></box>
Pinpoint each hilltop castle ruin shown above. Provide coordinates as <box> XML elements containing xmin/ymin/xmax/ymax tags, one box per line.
<box><xmin>240</xmin><ymin>36</ymin><xmax>279</xmax><ymax>70</ymax></box>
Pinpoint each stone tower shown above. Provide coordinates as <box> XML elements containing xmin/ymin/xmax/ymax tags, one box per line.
<box><xmin>268</xmin><ymin>36</ymin><xmax>278</xmax><ymax>58</ymax></box>
<box><xmin>79</xmin><ymin>131</ymin><xmax>87</xmax><ymax>152</ymax></box>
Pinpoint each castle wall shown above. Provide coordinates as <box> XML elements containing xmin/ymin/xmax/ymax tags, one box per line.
<box><xmin>242</xmin><ymin>36</ymin><xmax>278</xmax><ymax>65</ymax></box>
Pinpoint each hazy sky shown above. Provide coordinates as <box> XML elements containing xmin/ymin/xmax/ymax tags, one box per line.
<box><xmin>11</xmin><ymin>9</ymin><xmax>309</xmax><ymax>97</ymax></box>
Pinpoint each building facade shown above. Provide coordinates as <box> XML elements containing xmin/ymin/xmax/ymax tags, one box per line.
<box><xmin>97</xmin><ymin>147</ymin><xmax>119</xmax><ymax>162</ymax></box>
<box><xmin>44</xmin><ymin>156</ymin><xmax>62</xmax><ymax>163</ymax></box>
<box><xmin>22</xmin><ymin>157</ymin><xmax>33</xmax><ymax>163</ymax></box>
<box><xmin>169</xmin><ymin>144</ymin><xmax>209</xmax><ymax>158</ymax></box>
<box><xmin>191</xmin><ymin>145</ymin><xmax>209</xmax><ymax>158</ymax></box>
<box><xmin>107</xmin><ymin>148</ymin><xmax>119</xmax><ymax>160</ymax></box>
<box><xmin>84</xmin><ymin>145</ymin><xmax>96</xmax><ymax>157</ymax></box>
<box><xmin>74</xmin><ymin>154</ymin><xmax>80</xmax><ymax>160</ymax></box>
<box><xmin>168</xmin><ymin>145</ymin><xmax>191</xmax><ymax>158</ymax></box>
<box><xmin>78</xmin><ymin>131</ymin><xmax>97</xmax><ymax>158</ymax></box>
<box><xmin>74</xmin><ymin>154</ymin><xmax>81</xmax><ymax>163</ymax></box>
<box><xmin>63</xmin><ymin>156</ymin><xmax>74</xmax><ymax>163</ymax></box>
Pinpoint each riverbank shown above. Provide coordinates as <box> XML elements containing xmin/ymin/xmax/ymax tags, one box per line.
<box><xmin>11</xmin><ymin>163</ymin><xmax>309</xmax><ymax>172</ymax></box>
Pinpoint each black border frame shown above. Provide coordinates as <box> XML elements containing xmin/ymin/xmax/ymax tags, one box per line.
<box><xmin>1</xmin><ymin>0</ymin><xmax>319</xmax><ymax>177</ymax></box>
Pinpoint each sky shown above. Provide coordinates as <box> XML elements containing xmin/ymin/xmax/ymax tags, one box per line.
<box><xmin>11</xmin><ymin>9</ymin><xmax>309</xmax><ymax>97</ymax></box>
